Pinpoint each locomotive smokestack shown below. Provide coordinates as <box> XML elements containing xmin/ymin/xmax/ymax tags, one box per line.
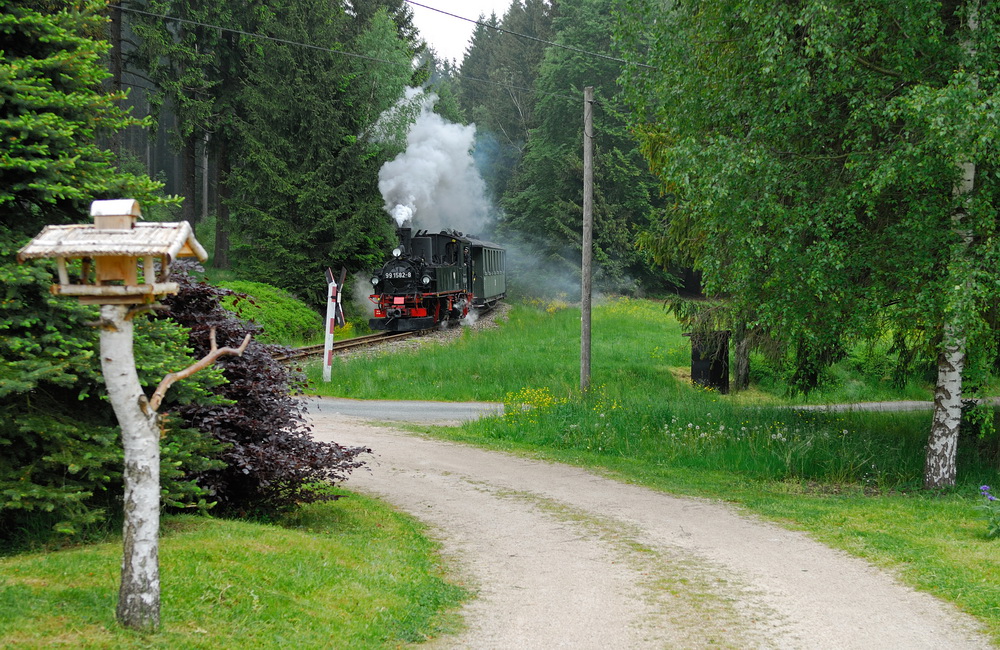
<box><xmin>397</xmin><ymin>227</ymin><xmax>412</xmax><ymax>255</ymax></box>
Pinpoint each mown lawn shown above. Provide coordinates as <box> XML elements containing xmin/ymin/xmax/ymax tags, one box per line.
<box><xmin>0</xmin><ymin>493</ymin><xmax>465</xmax><ymax>648</ymax></box>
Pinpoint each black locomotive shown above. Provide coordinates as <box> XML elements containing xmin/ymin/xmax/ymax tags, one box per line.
<box><xmin>369</xmin><ymin>228</ymin><xmax>506</xmax><ymax>332</ymax></box>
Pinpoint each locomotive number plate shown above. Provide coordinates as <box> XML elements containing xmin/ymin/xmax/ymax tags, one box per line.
<box><xmin>385</xmin><ymin>271</ymin><xmax>412</xmax><ymax>279</ymax></box>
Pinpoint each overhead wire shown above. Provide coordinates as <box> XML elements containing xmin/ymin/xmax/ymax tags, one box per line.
<box><xmin>115</xmin><ymin>5</ymin><xmax>400</xmax><ymax>67</ymax></box>
<box><xmin>111</xmin><ymin>4</ymin><xmax>642</xmax><ymax>105</ymax></box>
<box><xmin>403</xmin><ymin>0</ymin><xmax>655</xmax><ymax>70</ymax></box>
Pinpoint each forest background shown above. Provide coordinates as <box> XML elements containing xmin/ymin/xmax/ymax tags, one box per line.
<box><xmin>2</xmin><ymin>0</ymin><xmax>999</xmax><ymax>542</ymax></box>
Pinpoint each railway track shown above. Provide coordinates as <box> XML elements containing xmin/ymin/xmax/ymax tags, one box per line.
<box><xmin>273</xmin><ymin>304</ymin><xmax>500</xmax><ymax>363</ymax></box>
<box><xmin>272</xmin><ymin>330</ymin><xmax>423</xmax><ymax>362</ymax></box>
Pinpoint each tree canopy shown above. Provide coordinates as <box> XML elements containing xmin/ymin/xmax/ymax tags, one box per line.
<box><xmin>225</xmin><ymin>3</ymin><xmax>414</xmax><ymax>304</ymax></box>
<box><xmin>616</xmin><ymin>0</ymin><xmax>1000</xmax><ymax>485</ymax></box>
<box><xmin>502</xmin><ymin>0</ymin><xmax>665</xmax><ymax>293</ymax></box>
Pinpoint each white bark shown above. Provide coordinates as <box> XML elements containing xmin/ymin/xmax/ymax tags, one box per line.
<box><xmin>925</xmin><ymin>336</ymin><xmax>966</xmax><ymax>489</ymax></box>
<box><xmin>923</xmin><ymin>3</ymin><xmax>979</xmax><ymax>490</ymax></box>
<box><xmin>99</xmin><ymin>304</ymin><xmax>161</xmax><ymax>631</ymax></box>
<box><xmin>924</xmin><ymin>164</ymin><xmax>976</xmax><ymax>490</ymax></box>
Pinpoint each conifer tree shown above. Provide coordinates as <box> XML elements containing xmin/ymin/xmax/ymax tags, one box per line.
<box><xmin>0</xmin><ymin>0</ymin><xmax>159</xmax><ymax>236</ymax></box>
<box><xmin>502</xmin><ymin>0</ymin><xmax>662</xmax><ymax>291</ymax></box>
<box><xmin>226</xmin><ymin>4</ymin><xmax>412</xmax><ymax>304</ymax></box>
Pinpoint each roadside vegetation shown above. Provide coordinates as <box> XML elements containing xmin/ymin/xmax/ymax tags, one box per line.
<box><xmin>312</xmin><ymin>297</ymin><xmax>1000</xmax><ymax>642</ymax></box>
<box><xmin>0</xmin><ymin>492</ymin><xmax>464</xmax><ymax>648</ymax></box>
<box><xmin>5</xmin><ymin>0</ymin><xmax>997</xmax><ymax>644</ymax></box>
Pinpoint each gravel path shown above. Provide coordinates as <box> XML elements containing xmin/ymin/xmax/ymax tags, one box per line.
<box><xmin>307</xmin><ymin>402</ymin><xmax>993</xmax><ymax>649</ymax></box>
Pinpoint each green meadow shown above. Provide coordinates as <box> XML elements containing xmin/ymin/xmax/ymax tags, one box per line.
<box><xmin>312</xmin><ymin>297</ymin><xmax>1000</xmax><ymax>643</ymax></box>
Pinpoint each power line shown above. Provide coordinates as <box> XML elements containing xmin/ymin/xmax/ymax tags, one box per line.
<box><xmin>115</xmin><ymin>5</ymin><xmax>401</xmax><ymax>67</ymax></box>
<box><xmin>113</xmin><ymin>5</ymin><xmax>590</xmax><ymax>104</ymax></box>
<box><xmin>404</xmin><ymin>0</ymin><xmax>654</xmax><ymax>70</ymax></box>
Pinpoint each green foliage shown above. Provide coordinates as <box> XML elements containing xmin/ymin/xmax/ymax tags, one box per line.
<box><xmin>0</xmin><ymin>1</ymin><xmax>220</xmax><ymax>544</ymax></box>
<box><xmin>0</xmin><ymin>0</ymin><xmax>163</xmax><ymax>236</ymax></box>
<box><xmin>226</xmin><ymin>0</ymin><xmax>410</xmax><ymax>305</ymax></box>
<box><xmin>162</xmin><ymin>264</ymin><xmax>369</xmax><ymax>518</ymax></box>
<box><xmin>495</xmin><ymin>0</ymin><xmax>666</xmax><ymax>292</ymax></box>
<box><xmin>311</xmin><ymin>298</ymin><xmax>952</xmax><ymax>406</ymax></box>
<box><xmin>218</xmin><ymin>280</ymin><xmax>322</xmax><ymax>345</ymax></box>
<box><xmin>471</xmin><ymin>388</ymin><xmax>945</xmax><ymax>490</ymax></box>
<box><xmin>978</xmin><ymin>485</ymin><xmax>1000</xmax><ymax>540</ymax></box>
<box><xmin>457</xmin><ymin>1</ymin><xmax>555</xmax><ymax>201</ymax></box>
<box><xmin>125</xmin><ymin>0</ymin><xmax>255</xmax><ymax>227</ymax></box>
<box><xmin>0</xmin><ymin>233</ymin><xmax>226</xmax><ymax>545</ymax></box>
<box><xmin>615</xmin><ymin>0</ymin><xmax>1000</xmax><ymax>393</ymax></box>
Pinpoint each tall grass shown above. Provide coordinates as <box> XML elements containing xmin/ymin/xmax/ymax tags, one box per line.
<box><xmin>466</xmin><ymin>385</ymin><xmax>995</xmax><ymax>492</ymax></box>
<box><xmin>311</xmin><ymin>297</ymin><xmax>954</xmax><ymax>406</ymax></box>
<box><xmin>310</xmin><ymin>299</ymin><xmax>690</xmax><ymax>403</ymax></box>
<box><xmin>311</xmin><ymin>298</ymin><xmax>997</xmax><ymax>491</ymax></box>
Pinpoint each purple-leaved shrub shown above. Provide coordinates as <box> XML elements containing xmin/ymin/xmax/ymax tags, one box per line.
<box><xmin>160</xmin><ymin>262</ymin><xmax>369</xmax><ymax>517</ymax></box>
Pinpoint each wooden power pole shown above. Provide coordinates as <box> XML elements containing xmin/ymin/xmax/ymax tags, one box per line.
<box><xmin>581</xmin><ymin>86</ymin><xmax>594</xmax><ymax>392</ymax></box>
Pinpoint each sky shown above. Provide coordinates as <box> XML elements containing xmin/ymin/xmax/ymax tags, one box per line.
<box><xmin>407</xmin><ymin>0</ymin><xmax>515</xmax><ymax>64</ymax></box>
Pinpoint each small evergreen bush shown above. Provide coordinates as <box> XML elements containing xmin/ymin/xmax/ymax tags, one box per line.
<box><xmin>0</xmin><ymin>235</ymin><xmax>225</xmax><ymax>545</ymax></box>
<box><xmin>218</xmin><ymin>280</ymin><xmax>322</xmax><ymax>345</ymax></box>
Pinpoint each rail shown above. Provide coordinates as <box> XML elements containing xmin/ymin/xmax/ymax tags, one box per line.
<box><xmin>272</xmin><ymin>331</ymin><xmax>422</xmax><ymax>362</ymax></box>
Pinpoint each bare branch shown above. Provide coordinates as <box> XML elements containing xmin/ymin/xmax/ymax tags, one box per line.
<box><xmin>147</xmin><ymin>328</ymin><xmax>251</xmax><ymax>413</ymax></box>
<box><xmin>845</xmin><ymin>51</ymin><xmax>903</xmax><ymax>78</ymax></box>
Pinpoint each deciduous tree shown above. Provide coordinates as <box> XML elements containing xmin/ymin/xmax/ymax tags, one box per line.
<box><xmin>617</xmin><ymin>0</ymin><xmax>1000</xmax><ymax>486</ymax></box>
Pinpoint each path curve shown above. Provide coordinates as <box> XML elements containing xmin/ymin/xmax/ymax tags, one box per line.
<box><xmin>307</xmin><ymin>399</ymin><xmax>991</xmax><ymax>649</ymax></box>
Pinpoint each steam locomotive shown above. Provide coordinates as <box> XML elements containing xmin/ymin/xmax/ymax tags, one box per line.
<box><xmin>369</xmin><ymin>228</ymin><xmax>506</xmax><ymax>332</ymax></box>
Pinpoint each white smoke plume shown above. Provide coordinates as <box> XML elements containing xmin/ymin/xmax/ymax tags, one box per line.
<box><xmin>378</xmin><ymin>91</ymin><xmax>490</xmax><ymax>234</ymax></box>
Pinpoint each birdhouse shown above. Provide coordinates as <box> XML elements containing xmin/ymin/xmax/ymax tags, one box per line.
<box><xmin>16</xmin><ymin>199</ymin><xmax>208</xmax><ymax>304</ymax></box>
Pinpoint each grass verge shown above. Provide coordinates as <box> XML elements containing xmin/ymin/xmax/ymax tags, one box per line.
<box><xmin>310</xmin><ymin>297</ymin><xmax>1000</xmax><ymax>643</ymax></box>
<box><xmin>0</xmin><ymin>492</ymin><xmax>465</xmax><ymax>648</ymax></box>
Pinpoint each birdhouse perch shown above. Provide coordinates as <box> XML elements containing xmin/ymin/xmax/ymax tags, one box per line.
<box><xmin>16</xmin><ymin>199</ymin><xmax>208</xmax><ymax>304</ymax></box>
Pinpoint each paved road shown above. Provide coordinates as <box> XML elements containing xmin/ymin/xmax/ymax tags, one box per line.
<box><xmin>305</xmin><ymin>396</ymin><xmax>502</xmax><ymax>425</ymax></box>
<box><xmin>307</xmin><ymin>396</ymin><xmax>1000</xmax><ymax>423</ymax></box>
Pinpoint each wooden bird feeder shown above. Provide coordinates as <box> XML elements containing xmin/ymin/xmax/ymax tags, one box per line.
<box><xmin>16</xmin><ymin>199</ymin><xmax>207</xmax><ymax>304</ymax></box>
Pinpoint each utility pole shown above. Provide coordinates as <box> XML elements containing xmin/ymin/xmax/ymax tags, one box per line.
<box><xmin>581</xmin><ymin>86</ymin><xmax>594</xmax><ymax>392</ymax></box>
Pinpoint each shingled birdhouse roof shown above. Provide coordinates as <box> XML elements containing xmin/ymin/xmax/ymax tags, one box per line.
<box><xmin>16</xmin><ymin>199</ymin><xmax>208</xmax><ymax>304</ymax></box>
<box><xmin>17</xmin><ymin>200</ymin><xmax>207</xmax><ymax>263</ymax></box>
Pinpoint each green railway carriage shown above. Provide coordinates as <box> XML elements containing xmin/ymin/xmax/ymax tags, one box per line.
<box><xmin>369</xmin><ymin>228</ymin><xmax>506</xmax><ymax>332</ymax></box>
<box><xmin>470</xmin><ymin>239</ymin><xmax>506</xmax><ymax>307</ymax></box>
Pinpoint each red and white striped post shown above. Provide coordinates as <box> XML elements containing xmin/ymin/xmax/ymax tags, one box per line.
<box><xmin>322</xmin><ymin>268</ymin><xmax>346</xmax><ymax>382</ymax></box>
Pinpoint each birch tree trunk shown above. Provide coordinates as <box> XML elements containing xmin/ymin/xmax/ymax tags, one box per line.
<box><xmin>99</xmin><ymin>304</ymin><xmax>161</xmax><ymax>631</ymax></box>
<box><xmin>924</xmin><ymin>330</ymin><xmax>967</xmax><ymax>488</ymax></box>
<box><xmin>924</xmin><ymin>160</ymin><xmax>975</xmax><ymax>489</ymax></box>
<box><xmin>923</xmin><ymin>2</ymin><xmax>979</xmax><ymax>489</ymax></box>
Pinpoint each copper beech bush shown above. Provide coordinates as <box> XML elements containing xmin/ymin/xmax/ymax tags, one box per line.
<box><xmin>160</xmin><ymin>262</ymin><xmax>369</xmax><ymax>517</ymax></box>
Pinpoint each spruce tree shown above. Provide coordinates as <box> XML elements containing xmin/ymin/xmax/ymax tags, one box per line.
<box><xmin>0</xmin><ymin>0</ymin><xmax>159</xmax><ymax>236</ymax></box>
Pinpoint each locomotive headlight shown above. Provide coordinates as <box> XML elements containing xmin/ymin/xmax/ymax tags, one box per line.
<box><xmin>421</xmin><ymin>275</ymin><xmax>431</xmax><ymax>285</ymax></box>
<box><xmin>370</xmin><ymin>276</ymin><xmax>379</xmax><ymax>285</ymax></box>
<box><xmin>392</xmin><ymin>247</ymin><xmax>402</xmax><ymax>258</ymax></box>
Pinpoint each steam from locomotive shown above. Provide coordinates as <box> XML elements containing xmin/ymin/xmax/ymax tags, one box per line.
<box><xmin>369</xmin><ymin>90</ymin><xmax>505</xmax><ymax>332</ymax></box>
<box><xmin>378</xmin><ymin>91</ymin><xmax>489</xmax><ymax>235</ymax></box>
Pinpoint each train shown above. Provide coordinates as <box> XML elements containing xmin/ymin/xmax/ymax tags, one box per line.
<box><xmin>368</xmin><ymin>228</ymin><xmax>506</xmax><ymax>332</ymax></box>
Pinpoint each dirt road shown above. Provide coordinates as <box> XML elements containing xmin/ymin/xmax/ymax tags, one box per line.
<box><xmin>307</xmin><ymin>400</ymin><xmax>992</xmax><ymax>649</ymax></box>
